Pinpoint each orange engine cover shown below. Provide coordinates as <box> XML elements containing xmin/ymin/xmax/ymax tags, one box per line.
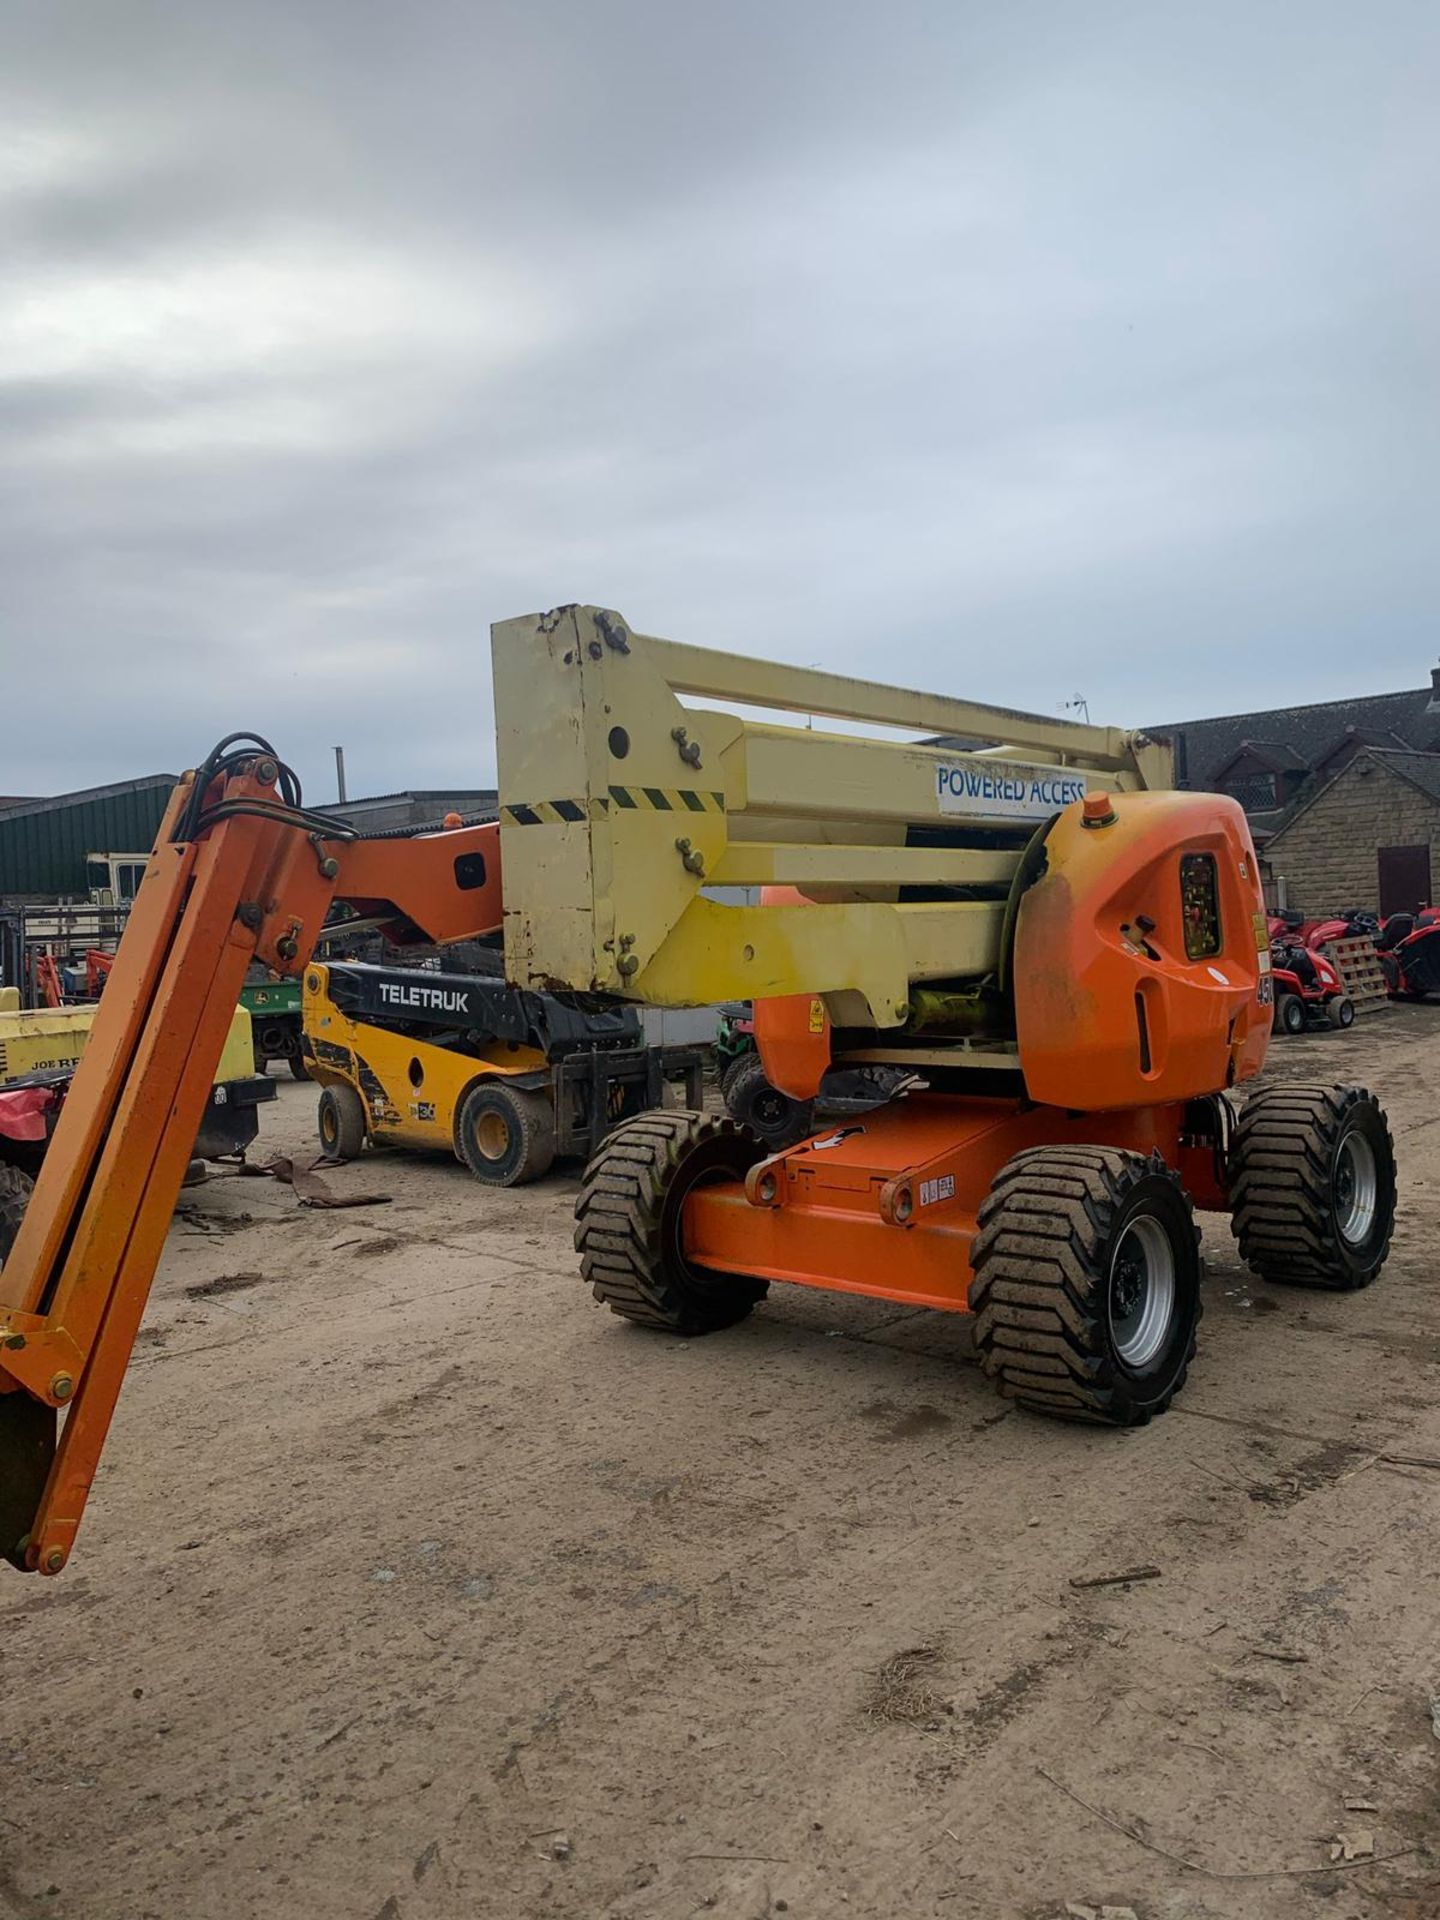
<box><xmin>1013</xmin><ymin>790</ymin><xmax>1269</xmax><ymax>1110</ymax></box>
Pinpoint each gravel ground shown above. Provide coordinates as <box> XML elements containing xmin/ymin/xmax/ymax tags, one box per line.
<box><xmin>1</xmin><ymin>1009</ymin><xmax>1437</xmax><ymax>1920</ymax></box>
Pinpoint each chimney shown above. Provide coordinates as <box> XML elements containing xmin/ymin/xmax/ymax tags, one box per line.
<box><xmin>1428</xmin><ymin>664</ymin><xmax>1440</xmax><ymax>712</ymax></box>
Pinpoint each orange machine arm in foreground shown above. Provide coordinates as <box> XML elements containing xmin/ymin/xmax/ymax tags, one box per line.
<box><xmin>0</xmin><ymin>738</ymin><xmax>501</xmax><ymax>1574</ymax></box>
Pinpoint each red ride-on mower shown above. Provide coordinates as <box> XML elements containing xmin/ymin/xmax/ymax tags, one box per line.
<box><xmin>1376</xmin><ymin>911</ymin><xmax>1440</xmax><ymax>1001</ymax></box>
<box><xmin>1270</xmin><ymin>938</ymin><xmax>1354</xmax><ymax>1034</ymax></box>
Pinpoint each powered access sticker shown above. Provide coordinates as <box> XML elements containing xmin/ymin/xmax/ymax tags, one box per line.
<box><xmin>935</xmin><ymin>757</ymin><xmax>1087</xmax><ymax>824</ymax></box>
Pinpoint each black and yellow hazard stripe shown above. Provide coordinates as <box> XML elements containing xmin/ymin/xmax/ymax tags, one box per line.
<box><xmin>500</xmin><ymin>787</ymin><xmax>725</xmax><ymax>825</ymax></box>
<box><xmin>608</xmin><ymin>785</ymin><xmax>725</xmax><ymax>814</ymax></box>
<box><xmin>499</xmin><ymin>797</ymin><xmax>602</xmax><ymax>826</ymax></box>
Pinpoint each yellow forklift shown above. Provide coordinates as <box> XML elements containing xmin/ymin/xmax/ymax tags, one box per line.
<box><xmin>302</xmin><ymin>957</ymin><xmax>704</xmax><ymax>1185</ymax></box>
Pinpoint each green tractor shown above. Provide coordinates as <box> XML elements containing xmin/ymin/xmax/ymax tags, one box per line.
<box><xmin>240</xmin><ymin>973</ymin><xmax>308</xmax><ymax>1079</ymax></box>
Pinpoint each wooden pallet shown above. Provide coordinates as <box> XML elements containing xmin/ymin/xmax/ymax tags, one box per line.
<box><xmin>1321</xmin><ymin>936</ymin><xmax>1391</xmax><ymax>1012</ymax></box>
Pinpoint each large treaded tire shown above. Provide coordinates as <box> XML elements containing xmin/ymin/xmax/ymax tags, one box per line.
<box><xmin>716</xmin><ymin>1049</ymin><xmax>752</xmax><ymax>1104</ymax></box>
<box><xmin>1229</xmin><ymin>1083</ymin><xmax>1395</xmax><ymax>1290</ymax></box>
<box><xmin>721</xmin><ymin>1052</ymin><xmax>815</xmax><ymax>1150</ymax></box>
<box><xmin>575</xmin><ymin>1111</ymin><xmax>768</xmax><ymax>1333</ymax></box>
<box><xmin>0</xmin><ymin>1163</ymin><xmax>34</xmax><ymax>1271</ymax></box>
<box><xmin>968</xmin><ymin>1147</ymin><xmax>1202</xmax><ymax>1425</ymax></box>
<box><xmin>456</xmin><ymin>1082</ymin><xmax>556</xmax><ymax>1186</ymax></box>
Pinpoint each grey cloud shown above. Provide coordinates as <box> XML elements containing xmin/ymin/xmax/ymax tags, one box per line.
<box><xmin>1</xmin><ymin>1</ymin><xmax>1437</xmax><ymax>800</ymax></box>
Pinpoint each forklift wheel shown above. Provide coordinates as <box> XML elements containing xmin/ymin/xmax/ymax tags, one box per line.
<box><xmin>456</xmin><ymin>1083</ymin><xmax>555</xmax><ymax>1186</ymax></box>
<box><xmin>317</xmin><ymin>1085</ymin><xmax>367</xmax><ymax>1161</ymax></box>
<box><xmin>0</xmin><ymin>1163</ymin><xmax>35</xmax><ymax>1273</ymax></box>
<box><xmin>969</xmin><ymin>1147</ymin><xmax>1202</xmax><ymax>1425</ymax></box>
<box><xmin>575</xmin><ymin>1111</ymin><xmax>768</xmax><ymax>1333</ymax></box>
<box><xmin>721</xmin><ymin>1051</ymin><xmax>815</xmax><ymax>1150</ymax></box>
<box><xmin>1274</xmin><ymin>993</ymin><xmax>1306</xmax><ymax>1035</ymax></box>
<box><xmin>288</xmin><ymin>1052</ymin><xmax>312</xmax><ymax>1081</ymax></box>
<box><xmin>1230</xmin><ymin>1084</ymin><xmax>1395</xmax><ymax>1290</ymax></box>
<box><xmin>1327</xmin><ymin>995</ymin><xmax>1355</xmax><ymax>1030</ymax></box>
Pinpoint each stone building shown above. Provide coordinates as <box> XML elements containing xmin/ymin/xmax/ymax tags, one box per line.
<box><xmin>1150</xmin><ymin>668</ymin><xmax>1440</xmax><ymax>914</ymax></box>
<box><xmin>1260</xmin><ymin>748</ymin><xmax>1440</xmax><ymax>916</ymax></box>
<box><xmin>1152</xmin><ymin>667</ymin><xmax>1440</xmax><ymax>840</ymax></box>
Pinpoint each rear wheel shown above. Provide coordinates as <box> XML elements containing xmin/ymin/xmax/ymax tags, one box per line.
<box><xmin>0</xmin><ymin>1164</ymin><xmax>34</xmax><ymax>1271</ymax></box>
<box><xmin>1229</xmin><ymin>1084</ymin><xmax>1395</xmax><ymax>1289</ymax></box>
<box><xmin>288</xmin><ymin>1051</ymin><xmax>311</xmax><ymax>1081</ymax></box>
<box><xmin>1275</xmin><ymin>993</ymin><xmax>1306</xmax><ymax>1034</ymax></box>
<box><xmin>317</xmin><ymin>1084</ymin><xmax>367</xmax><ymax>1160</ymax></box>
<box><xmin>575</xmin><ymin>1112</ymin><xmax>768</xmax><ymax>1333</ymax></box>
<box><xmin>968</xmin><ymin>1147</ymin><xmax>1202</xmax><ymax>1424</ymax></box>
<box><xmin>722</xmin><ymin>1052</ymin><xmax>815</xmax><ymax>1150</ymax></box>
<box><xmin>1327</xmin><ymin>995</ymin><xmax>1355</xmax><ymax>1030</ymax></box>
<box><xmin>456</xmin><ymin>1082</ymin><xmax>555</xmax><ymax>1186</ymax></box>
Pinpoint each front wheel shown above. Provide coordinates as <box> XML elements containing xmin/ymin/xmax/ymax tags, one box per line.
<box><xmin>1327</xmin><ymin>995</ymin><xmax>1355</xmax><ymax>1029</ymax></box>
<box><xmin>968</xmin><ymin>1147</ymin><xmax>1202</xmax><ymax>1424</ymax></box>
<box><xmin>455</xmin><ymin>1082</ymin><xmax>555</xmax><ymax>1186</ymax></box>
<box><xmin>1229</xmin><ymin>1084</ymin><xmax>1395</xmax><ymax>1289</ymax></box>
<box><xmin>1275</xmin><ymin>993</ymin><xmax>1306</xmax><ymax>1035</ymax></box>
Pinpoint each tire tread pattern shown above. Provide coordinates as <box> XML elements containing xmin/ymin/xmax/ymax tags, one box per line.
<box><xmin>575</xmin><ymin>1111</ymin><xmax>767</xmax><ymax>1334</ymax></box>
<box><xmin>968</xmin><ymin>1146</ymin><xmax>1201</xmax><ymax>1426</ymax></box>
<box><xmin>1229</xmin><ymin>1082</ymin><xmax>1395</xmax><ymax>1289</ymax></box>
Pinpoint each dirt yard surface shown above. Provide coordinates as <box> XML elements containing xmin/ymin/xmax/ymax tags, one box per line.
<box><xmin>2</xmin><ymin>1014</ymin><xmax>1438</xmax><ymax>1920</ymax></box>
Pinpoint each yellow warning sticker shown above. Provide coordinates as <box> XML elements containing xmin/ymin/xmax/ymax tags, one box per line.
<box><xmin>1253</xmin><ymin>911</ymin><xmax>1270</xmax><ymax>952</ymax></box>
<box><xmin>808</xmin><ymin>997</ymin><xmax>826</xmax><ymax>1034</ymax></box>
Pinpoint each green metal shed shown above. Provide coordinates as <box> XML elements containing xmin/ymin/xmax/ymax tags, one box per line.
<box><xmin>0</xmin><ymin>776</ymin><xmax>176</xmax><ymax>898</ymax></box>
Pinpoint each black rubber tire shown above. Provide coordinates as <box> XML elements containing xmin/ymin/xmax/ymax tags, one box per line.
<box><xmin>318</xmin><ymin>1084</ymin><xmax>368</xmax><ymax>1160</ymax></box>
<box><xmin>575</xmin><ymin>1111</ymin><xmax>769</xmax><ymax>1333</ymax></box>
<box><xmin>288</xmin><ymin>1052</ymin><xmax>312</xmax><ymax>1081</ymax></box>
<box><xmin>1275</xmin><ymin>993</ymin><xmax>1306</xmax><ymax>1035</ymax></box>
<box><xmin>1229</xmin><ymin>1083</ymin><xmax>1396</xmax><ymax>1290</ymax></box>
<box><xmin>0</xmin><ymin>1163</ymin><xmax>34</xmax><ymax>1272</ymax></box>
<box><xmin>456</xmin><ymin>1082</ymin><xmax>555</xmax><ymax>1186</ymax></box>
<box><xmin>722</xmin><ymin>1052</ymin><xmax>815</xmax><ymax>1150</ymax></box>
<box><xmin>1327</xmin><ymin>995</ymin><xmax>1355</xmax><ymax>1030</ymax></box>
<box><xmin>716</xmin><ymin>1049</ymin><xmax>753</xmax><ymax>1104</ymax></box>
<box><xmin>968</xmin><ymin>1147</ymin><xmax>1202</xmax><ymax>1425</ymax></box>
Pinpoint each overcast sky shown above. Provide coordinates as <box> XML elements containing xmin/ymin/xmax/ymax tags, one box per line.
<box><xmin>3</xmin><ymin>2</ymin><xmax>1437</xmax><ymax>801</ymax></box>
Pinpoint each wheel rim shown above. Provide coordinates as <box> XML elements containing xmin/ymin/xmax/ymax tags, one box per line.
<box><xmin>753</xmin><ymin>1086</ymin><xmax>792</xmax><ymax>1131</ymax></box>
<box><xmin>320</xmin><ymin>1102</ymin><xmax>336</xmax><ymax>1145</ymax></box>
<box><xmin>1335</xmin><ymin>1131</ymin><xmax>1378</xmax><ymax>1246</ymax></box>
<box><xmin>1108</xmin><ymin>1214</ymin><xmax>1176</xmax><ymax>1368</ymax></box>
<box><xmin>475</xmin><ymin>1111</ymin><xmax>511</xmax><ymax>1161</ymax></box>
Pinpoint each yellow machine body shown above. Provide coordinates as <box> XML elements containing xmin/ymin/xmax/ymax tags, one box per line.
<box><xmin>0</xmin><ymin>1001</ymin><xmax>257</xmax><ymax>1090</ymax></box>
<box><xmin>302</xmin><ymin>964</ymin><xmax>543</xmax><ymax>1156</ymax></box>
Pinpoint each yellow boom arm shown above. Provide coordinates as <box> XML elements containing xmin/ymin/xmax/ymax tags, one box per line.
<box><xmin>492</xmin><ymin>605</ymin><xmax>1170</xmax><ymax>1027</ymax></box>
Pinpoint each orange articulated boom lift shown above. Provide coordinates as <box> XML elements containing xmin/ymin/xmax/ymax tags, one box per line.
<box><xmin>0</xmin><ymin>735</ymin><xmax>502</xmax><ymax>1574</ymax></box>
<box><xmin>492</xmin><ymin>607</ymin><xmax>1397</xmax><ymax>1425</ymax></box>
